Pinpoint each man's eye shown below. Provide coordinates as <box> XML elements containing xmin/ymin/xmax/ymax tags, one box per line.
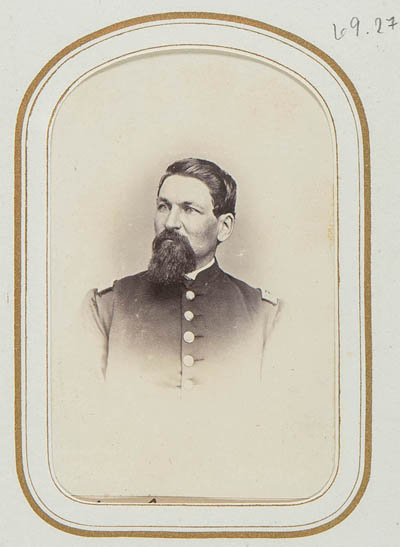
<box><xmin>184</xmin><ymin>205</ymin><xmax>198</xmax><ymax>214</ymax></box>
<box><xmin>157</xmin><ymin>203</ymin><xmax>168</xmax><ymax>211</ymax></box>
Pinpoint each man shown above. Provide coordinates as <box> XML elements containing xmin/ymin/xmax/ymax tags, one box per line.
<box><xmin>85</xmin><ymin>158</ymin><xmax>279</xmax><ymax>394</ymax></box>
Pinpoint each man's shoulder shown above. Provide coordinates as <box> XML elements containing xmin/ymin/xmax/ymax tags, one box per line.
<box><xmin>114</xmin><ymin>270</ymin><xmax>149</xmax><ymax>287</ymax></box>
<box><xmin>222</xmin><ymin>270</ymin><xmax>279</xmax><ymax>307</ymax></box>
<box><xmin>95</xmin><ymin>270</ymin><xmax>149</xmax><ymax>298</ymax></box>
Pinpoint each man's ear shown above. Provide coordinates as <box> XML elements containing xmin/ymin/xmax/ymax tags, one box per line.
<box><xmin>217</xmin><ymin>213</ymin><xmax>235</xmax><ymax>243</ymax></box>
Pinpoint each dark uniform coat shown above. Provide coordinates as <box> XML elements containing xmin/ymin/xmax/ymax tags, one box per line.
<box><xmin>85</xmin><ymin>260</ymin><xmax>278</xmax><ymax>396</ymax></box>
<box><xmin>77</xmin><ymin>261</ymin><xmax>281</xmax><ymax>498</ymax></box>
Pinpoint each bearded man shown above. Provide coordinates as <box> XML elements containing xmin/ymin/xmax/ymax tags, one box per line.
<box><xmin>85</xmin><ymin>158</ymin><xmax>279</xmax><ymax>394</ymax></box>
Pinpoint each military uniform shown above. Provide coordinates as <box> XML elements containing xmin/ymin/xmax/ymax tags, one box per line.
<box><xmin>85</xmin><ymin>260</ymin><xmax>278</xmax><ymax>395</ymax></box>
<box><xmin>74</xmin><ymin>261</ymin><xmax>281</xmax><ymax>498</ymax></box>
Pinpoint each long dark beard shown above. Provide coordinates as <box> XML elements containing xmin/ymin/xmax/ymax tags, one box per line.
<box><xmin>147</xmin><ymin>229</ymin><xmax>197</xmax><ymax>285</ymax></box>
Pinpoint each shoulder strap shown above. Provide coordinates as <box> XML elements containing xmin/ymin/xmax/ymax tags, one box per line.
<box><xmin>259</xmin><ymin>287</ymin><xmax>278</xmax><ymax>306</ymax></box>
<box><xmin>97</xmin><ymin>285</ymin><xmax>113</xmax><ymax>297</ymax></box>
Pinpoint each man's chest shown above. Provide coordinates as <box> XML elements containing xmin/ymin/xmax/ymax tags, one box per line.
<box><xmin>106</xmin><ymin>281</ymin><xmax>265</xmax><ymax>393</ymax></box>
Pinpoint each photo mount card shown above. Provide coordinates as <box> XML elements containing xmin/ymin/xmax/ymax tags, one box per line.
<box><xmin>15</xmin><ymin>12</ymin><xmax>371</xmax><ymax>538</ymax></box>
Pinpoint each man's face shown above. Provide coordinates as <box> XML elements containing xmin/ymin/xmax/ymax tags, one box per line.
<box><xmin>154</xmin><ymin>175</ymin><xmax>220</xmax><ymax>268</ymax></box>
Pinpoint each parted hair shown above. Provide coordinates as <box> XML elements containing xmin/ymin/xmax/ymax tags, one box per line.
<box><xmin>158</xmin><ymin>158</ymin><xmax>237</xmax><ymax>217</ymax></box>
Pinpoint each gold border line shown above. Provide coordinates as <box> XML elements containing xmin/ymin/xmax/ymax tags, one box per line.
<box><xmin>15</xmin><ymin>11</ymin><xmax>371</xmax><ymax>538</ymax></box>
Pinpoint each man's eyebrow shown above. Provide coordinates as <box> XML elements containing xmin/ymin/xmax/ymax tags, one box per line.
<box><xmin>182</xmin><ymin>200</ymin><xmax>204</xmax><ymax>210</ymax></box>
<box><xmin>157</xmin><ymin>196</ymin><xmax>171</xmax><ymax>204</ymax></box>
<box><xmin>157</xmin><ymin>196</ymin><xmax>204</xmax><ymax>210</ymax></box>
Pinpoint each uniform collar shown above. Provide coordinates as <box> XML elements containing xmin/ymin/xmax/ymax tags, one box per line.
<box><xmin>183</xmin><ymin>259</ymin><xmax>223</xmax><ymax>289</ymax></box>
<box><xmin>184</xmin><ymin>258</ymin><xmax>216</xmax><ymax>280</ymax></box>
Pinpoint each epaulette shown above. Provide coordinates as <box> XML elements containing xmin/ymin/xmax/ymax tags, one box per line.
<box><xmin>259</xmin><ymin>287</ymin><xmax>278</xmax><ymax>306</ymax></box>
<box><xmin>96</xmin><ymin>283</ymin><xmax>115</xmax><ymax>297</ymax></box>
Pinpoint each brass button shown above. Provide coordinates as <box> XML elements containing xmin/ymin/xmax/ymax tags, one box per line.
<box><xmin>183</xmin><ymin>379</ymin><xmax>194</xmax><ymax>390</ymax></box>
<box><xmin>183</xmin><ymin>331</ymin><xmax>195</xmax><ymax>343</ymax></box>
<box><xmin>185</xmin><ymin>290</ymin><xmax>195</xmax><ymax>301</ymax></box>
<box><xmin>184</xmin><ymin>310</ymin><xmax>194</xmax><ymax>321</ymax></box>
<box><xmin>183</xmin><ymin>355</ymin><xmax>194</xmax><ymax>367</ymax></box>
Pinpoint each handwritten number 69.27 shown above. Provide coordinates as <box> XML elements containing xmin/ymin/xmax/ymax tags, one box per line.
<box><xmin>333</xmin><ymin>16</ymin><xmax>398</xmax><ymax>39</ymax></box>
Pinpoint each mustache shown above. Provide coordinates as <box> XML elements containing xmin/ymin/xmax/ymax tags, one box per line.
<box><xmin>152</xmin><ymin>229</ymin><xmax>192</xmax><ymax>252</ymax></box>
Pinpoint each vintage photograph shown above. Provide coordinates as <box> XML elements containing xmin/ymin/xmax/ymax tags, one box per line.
<box><xmin>49</xmin><ymin>48</ymin><xmax>336</xmax><ymax>501</ymax></box>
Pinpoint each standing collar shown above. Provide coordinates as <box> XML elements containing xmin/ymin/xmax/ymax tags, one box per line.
<box><xmin>184</xmin><ymin>258</ymin><xmax>216</xmax><ymax>280</ymax></box>
<box><xmin>183</xmin><ymin>259</ymin><xmax>223</xmax><ymax>289</ymax></box>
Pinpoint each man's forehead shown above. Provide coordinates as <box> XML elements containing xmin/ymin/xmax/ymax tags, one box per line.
<box><xmin>158</xmin><ymin>175</ymin><xmax>213</xmax><ymax>205</ymax></box>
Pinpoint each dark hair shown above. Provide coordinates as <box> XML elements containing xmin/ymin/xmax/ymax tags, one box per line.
<box><xmin>158</xmin><ymin>158</ymin><xmax>237</xmax><ymax>217</ymax></box>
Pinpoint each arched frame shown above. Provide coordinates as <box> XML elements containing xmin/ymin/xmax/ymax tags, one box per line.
<box><xmin>14</xmin><ymin>12</ymin><xmax>371</xmax><ymax>538</ymax></box>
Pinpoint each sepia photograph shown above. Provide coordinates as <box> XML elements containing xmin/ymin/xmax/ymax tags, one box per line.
<box><xmin>48</xmin><ymin>48</ymin><xmax>337</xmax><ymax>502</ymax></box>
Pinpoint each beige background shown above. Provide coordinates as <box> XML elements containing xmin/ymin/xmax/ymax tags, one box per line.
<box><xmin>49</xmin><ymin>49</ymin><xmax>336</xmax><ymax>500</ymax></box>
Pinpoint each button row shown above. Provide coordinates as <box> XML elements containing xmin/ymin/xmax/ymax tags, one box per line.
<box><xmin>183</xmin><ymin>290</ymin><xmax>196</xmax><ymax>383</ymax></box>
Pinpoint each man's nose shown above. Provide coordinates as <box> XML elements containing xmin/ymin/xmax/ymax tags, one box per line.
<box><xmin>165</xmin><ymin>207</ymin><xmax>182</xmax><ymax>230</ymax></box>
